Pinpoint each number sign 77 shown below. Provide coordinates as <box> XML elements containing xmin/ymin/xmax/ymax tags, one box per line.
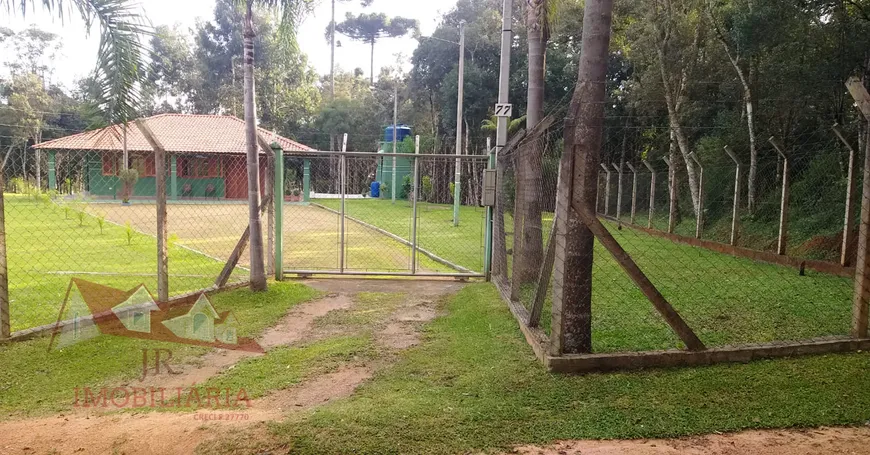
<box><xmin>494</xmin><ymin>103</ymin><xmax>513</xmax><ymax>118</ymax></box>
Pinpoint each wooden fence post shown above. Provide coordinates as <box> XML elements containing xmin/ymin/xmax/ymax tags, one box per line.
<box><xmin>612</xmin><ymin>163</ymin><xmax>623</xmax><ymax>221</ymax></box>
<box><xmin>136</xmin><ymin>119</ymin><xmax>169</xmax><ymax>302</ymax></box>
<box><xmin>689</xmin><ymin>153</ymin><xmax>704</xmax><ymax>239</ymax></box>
<box><xmin>846</xmin><ymin>76</ymin><xmax>870</xmax><ymax>338</ymax></box>
<box><xmin>833</xmin><ymin>123</ymin><xmax>858</xmax><ymax>266</ymax></box>
<box><xmin>769</xmin><ymin>137</ymin><xmax>790</xmax><ymax>256</ymax></box>
<box><xmin>662</xmin><ymin>157</ymin><xmax>676</xmax><ymax>234</ymax></box>
<box><xmin>0</xmin><ymin>177</ymin><xmax>8</xmax><ymax>339</ymax></box>
<box><xmin>273</xmin><ymin>143</ymin><xmax>284</xmax><ymax>281</ymax></box>
<box><xmin>643</xmin><ymin>160</ymin><xmax>656</xmax><ymax>229</ymax></box>
<box><xmin>724</xmin><ymin>146</ymin><xmax>742</xmax><ymax>246</ymax></box>
<box><xmin>626</xmin><ymin>162</ymin><xmax>638</xmax><ymax>225</ymax></box>
<box><xmin>600</xmin><ymin>163</ymin><xmax>612</xmax><ymax>216</ymax></box>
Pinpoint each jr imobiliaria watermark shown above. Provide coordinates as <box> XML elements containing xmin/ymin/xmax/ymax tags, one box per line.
<box><xmin>49</xmin><ymin>279</ymin><xmax>264</xmax><ymax>410</ymax></box>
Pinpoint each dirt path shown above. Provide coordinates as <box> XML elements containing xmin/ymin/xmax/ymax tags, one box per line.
<box><xmin>0</xmin><ymin>279</ymin><xmax>464</xmax><ymax>455</ymax></box>
<box><xmin>510</xmin><ymin>427</ymin><xmax>870</xmax><ymax>455</ymax></box>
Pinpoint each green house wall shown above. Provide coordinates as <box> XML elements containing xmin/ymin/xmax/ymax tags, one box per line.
<box><xmin>86</xmin><ymin>152</ymin><xmax>227</xmax><ymax>199</ymax></box>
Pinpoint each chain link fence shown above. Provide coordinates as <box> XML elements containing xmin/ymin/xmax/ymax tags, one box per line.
<box><xmin>494</xmin><ymin>103</ymin><xmax>861</xmax><ymax>357</ymax></box>
<box><xmin>2</xmin><ymin>146</ymin><xmax>258</xmax><ymax>335</ymax></box>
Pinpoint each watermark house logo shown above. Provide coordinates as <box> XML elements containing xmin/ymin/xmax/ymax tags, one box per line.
<box><xmin>49</xmin><ymin>278</ymin><xmax>263</xmax><ymax>353</ymax></box>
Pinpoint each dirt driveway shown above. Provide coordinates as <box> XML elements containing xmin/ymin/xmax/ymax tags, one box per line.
<box><xmin>0</xmin><ymin>279</ymin><xmax>464</xmax><ymax>455</ymax></box>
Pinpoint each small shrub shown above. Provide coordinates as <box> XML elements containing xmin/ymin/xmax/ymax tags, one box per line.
<box><xmin>421</xmin><ymin>176</ymin><xmax>433</xmax><ymax>203</ymax></box>
<box><xmin>76</xmin><ymin>210</ymin><xmax>86</xmax><ymax>227</ymax></box>
<box><xmin>125</xmin><ymin>221</ymin><xmax>134</xmax><ymax>245</ymax></box>
<box><xmin>8</xmin><ymin>177</ymin><xmax>24</xmax><ymax>193</ymax></box>
<box><xmin>118</xmin><ymin>168</ymin><xmax>139</xmax><ymax>203</ymax></box>
<box><xmin>96</xmin><ymin>212</ymin><xmax>106</xmax><ymax>234</ymax></box>
<box><xmin>448</xmin><ymin>182</ymin><xmax>456</xmax><ymax>202</ymax></box>
<box><xmin>380</xmin><ymin>183</ymin><xmax>389</xmax><ymax>199</ymax></box>
<box><xmin>402</xmin><ymin>175</ymin><xmax>412</xmax><ymax>200</ymax></box>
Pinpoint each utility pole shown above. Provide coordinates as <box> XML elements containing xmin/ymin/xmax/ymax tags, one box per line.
<box><xmin>453</xmin><ymin>22</ymin><xmax>466</xmax><ymax>226</ymax></box>
<box><xmin>392</xmin><ymin>84</ymin><xmax>398</xmax><ymax>204</ymax></box>
<box><xmin>488</xmin><ymin>0</ymin><xmax>513</xmax><ymax>279</ymax></box>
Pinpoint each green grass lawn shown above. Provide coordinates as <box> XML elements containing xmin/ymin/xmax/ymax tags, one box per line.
<box><xmin>6</xmin><ymin>195</ymin><xmax>245</xmax><ymax>332</ymax></box>
<box><xmin>316</xmin><ymin>198</ymin><xmax>852</xmax><ymax>351</ymax></box>
<box><xmin>198</xmin><ymin>284</ymin><xmax>870</xmax><ymax>455</ymax></box>
<box><xmin>0</xmin><ymin>281</ymin><xmax>319</xmax><ymax>417</ymax></box>
<box><xmin>317</xmin><ymin>199</ymin><xmax>489</xmax><ymax>272</ymax></box>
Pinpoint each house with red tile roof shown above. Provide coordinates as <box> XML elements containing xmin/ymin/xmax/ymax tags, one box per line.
<box><xmin>33</xmin><ymin>114</ymin><xmax>317</xmax><ymax>200</ymax></box>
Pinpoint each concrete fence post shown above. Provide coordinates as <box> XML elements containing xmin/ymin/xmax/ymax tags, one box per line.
<box><xmin>626</xmin><ymin>162</ymin><xmax>638</xmax><ymax>225</ymax></box>
<box><xmin>642</xmin><ymin>160</ymin><xmax>656</xmax><ymax>229</ymax></box>
<box><xmin>612</xmin><ymin>162</ymin><xmax>623</xmax><ymax>221</ymax></box>
<box><xmin>689</xmin><ymin>153</ymin><xmax>704</xmax><ymax>239</ymax></box>
<box><xmin>769</xmin><ymin>137</ymin><xmax>790</xmax><ymax>256</ymax></box>
<box><xmin>724</xmin><ymin>146</ymin><xmax>742</xmax><ymax>246</ymax></box>
<box><xmin>600</xmin><ymin>163</ymin><xmax>612</xmax><ymax>216</ymax></box>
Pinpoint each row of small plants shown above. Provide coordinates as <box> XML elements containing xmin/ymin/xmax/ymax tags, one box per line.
<box><xmin>8</xmin><ymin>180</ymin><xmax>143</xmax><ymax>246</ymax></box>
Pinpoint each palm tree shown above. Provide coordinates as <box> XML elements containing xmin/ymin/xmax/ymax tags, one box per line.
<box><xmin>512</xmin><ymin>0</ymin><xmax>553</xmax><ymax>287</ymax></box>
<box><xmin>239</xmin><ymin>0</ymin><xmax>309</xmax><ymax>291</ymax></box>
<box><xmin>482</xmin><ymin>114</ymin><xmax>526</xmax><ymax>136</ymax></box>
<box><xmin>2</xmin><ymin>0</ymin><xmax>150</xmax><ymax>125</ymax></box>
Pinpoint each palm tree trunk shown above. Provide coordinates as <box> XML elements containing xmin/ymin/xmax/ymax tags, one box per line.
<box><xmin>244</xmin><ymin>1</ymin><xmax>267</xmax><ymax>291</ymax></box>
<box><xmin>512</xmin><ymin>0</ymin><xmax>547</xmax><ymax>293</ymax></box>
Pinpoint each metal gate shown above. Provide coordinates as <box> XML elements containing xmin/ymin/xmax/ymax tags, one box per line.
<box><xmin>275</xmin><ymin>144</ymin><xmax>491</xmax><ymax>279</ymax></box>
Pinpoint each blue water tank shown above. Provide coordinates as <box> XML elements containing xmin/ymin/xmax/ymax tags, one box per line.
<box><xmin>384</xmin><ymin>125</ymin><xmax>412</xmax><ymax>143</ymax></box>
<box><xmin>371</xmin><ymin>181</ymin><xmax>380</xmax><ymax>198</ymax></box>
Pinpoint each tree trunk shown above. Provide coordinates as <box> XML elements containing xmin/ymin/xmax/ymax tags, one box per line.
<box><xmin>244</xmin><ymin>2</ymin><xmax>267</xmax><ymax>292</ymax></box>
<box><xmin>655</xmin><ymin>46</ymin><xmax>700</xmax><ymax>217</ymax></box>
<box><xmin>370</xmin><ymin>40</ymin><xmax>375</xmax><ymax>86</ymax></box>
<box><xmin>513</xmin><ymin>0</ymin><xmax>547</xmax><ymax>292</ymax></box>
<box><xmin>551</xmin><ymin>0</ymin><xmax>614</xmax><ymax>355</ymax></box>
<box><xmin>330</xmin><ymin>0</ymin><xmax>336</xmax><ymax>101</ymax></box>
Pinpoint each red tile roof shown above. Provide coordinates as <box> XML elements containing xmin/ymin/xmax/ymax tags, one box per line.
<box><xmin>33</xmin><ymin>113</ymin><xmax>316</xmax><ymax>154</ymax></box>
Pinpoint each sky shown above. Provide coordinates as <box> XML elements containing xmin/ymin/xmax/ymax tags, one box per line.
<box><xmin>0</xmin><ymin>0</ymin><xmax>457</xmax><ymax>89</ymax></box>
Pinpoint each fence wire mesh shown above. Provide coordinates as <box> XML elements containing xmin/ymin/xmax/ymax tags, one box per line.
<box><xmin>495</xmin><ymin>105</ymin><xmax>861</xmax><ymax>355</ymax></box>
<box><xmin>3</xmin><ymin>147</ymin><xmax>258</xmax><ymax>334</ymax></box>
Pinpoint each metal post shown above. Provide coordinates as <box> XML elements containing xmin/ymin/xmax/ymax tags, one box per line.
<box><xmin>490</xmin><ymin>0</ymin><xmax>513</xmax><ymax>281</ymax></box>
<box><xmin>484</xmin><ymin>136</ymin><xmax>494</xmax><ymax>280</ymax></box>
<box><xmin>626</xmin><ymin>162</ymin><xmax>638</xmax><ymax>225</ymax></box>
<box><xmin>833</xmin><ymin>124</ymin><xmax>857</xmax><ymax>266</ymax></box>
<box><xmin>273</xmin><ymin>143</ymin><xmax>284</xmax><ymax>281</ymax></box>
<box><xmin>411</xmin><ymin>135</ymin><xmax>421</xmax><ymax>274</ymax></box>
<box><xmin>340</xmin><ymin>133</ymin><xmax>348</xmax><ymax>273</ymax></box>
<box><xmin>770</xmin><ymin>137</ymin><xmax>790</xmax><ymax>256</ymax></box>
<box><xmin>453</xmin><ymin>22</ymin><xmax>466</xmax><ymax>227</ymax></box>
<box><xmin>303</xmin><ymin>159</ymin><xmax>311</xmax><ymax>203</ymax></box>
<box><xmin>392</xmin><ymin>86</ymin><xmax>398</xmax><ymax>204</ymax></box>
<box><xmin>689</xmin><ymin>153</ymin><xmax>704</xmax><ymax>239</ymax></box>
<box><xmin>725</xmin><ymin>146</ymin><xmax>742</xmax><ymax>246</ymax></box>
<box><xmin>643</xmin><ymin>160</ymin><xmax>656</xmax><ymax>229</ymax></box>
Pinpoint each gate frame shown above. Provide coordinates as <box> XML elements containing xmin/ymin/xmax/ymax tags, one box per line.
<box><xmin>277</xmin><ymin>146</ymin><xmax>490</xmax><ymax>279</ymax></box>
